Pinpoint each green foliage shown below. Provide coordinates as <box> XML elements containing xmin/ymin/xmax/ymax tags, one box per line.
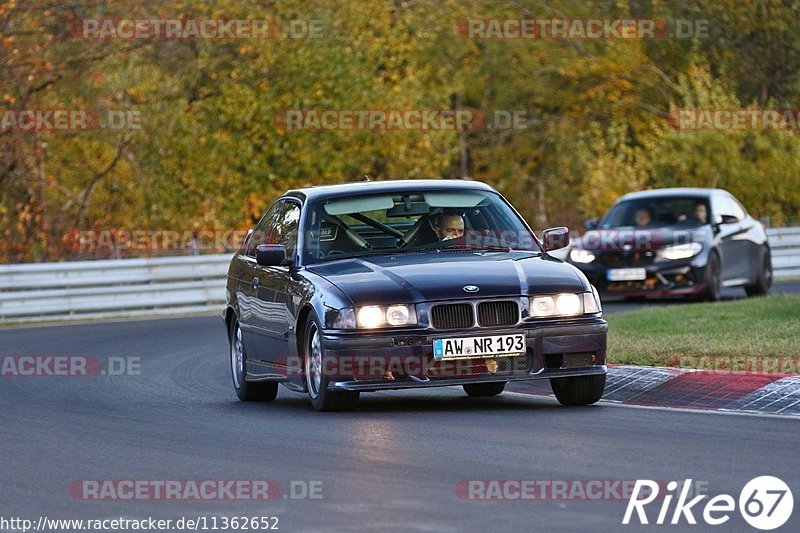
<box><xmin>2</xmin><ymin>0</ymin><xmax>800</xmax><ymax>261</ymax></box>
<box><xmin>607</xmin><ymin>295</ymin><xmax>800</xmax><ymax>366</ymax></box>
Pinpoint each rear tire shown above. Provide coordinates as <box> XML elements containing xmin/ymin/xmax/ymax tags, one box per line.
<box><xmin>463</xmin><ymin>382</ymin><xmax>506</xmax><ymax>397</ymax></box>
<box><xmin>230</xmin><ymin>318</ymin><xmax>278</xmax><ymax>402</ymax></box>
<box><xmin>745</xmin><ymin>248</ymin><xmax>772</xmax><ymax>297</ymax></box>
<box><xmin>304</xmin><ymin>313</ymin><xmax>359</xmax><ymax>412</ymax></box>
<box><xmin>700</xmin><ymin>252</ymin><xmax>722</xmax><ymax>302</ymax></box>
<box><xmin>550</xmin><ymin>374</ymin><xmax>605</xmax><ymax>406</ymax></box>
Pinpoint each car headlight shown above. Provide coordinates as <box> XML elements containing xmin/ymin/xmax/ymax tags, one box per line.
<box><xmin>569</xmin><ymin>248</ymin><xmax>596</xmax><ymax>264</ymax></box>
<box><xmin>345</xmin><ymin>304</ymin><xmax>417</xmax><ymax>329</ymax></box>
<box><xmin>530</xmin><ymin>290</ymin><xmax>601</xmax><ymax>318</ymax></box>
<box><xmin>657</xmin><ymin>242</ymin><xmax>702</xmax><ymax>261</ymax></box>
<box><xmin>357</xmin><ymin>306</ymin><xmax>384</xmax><ymax>328</ymax></box>
<box><xmin>385</xmin><ymin>304</ymin><xmax>413</xmax><ymax>326</ymax></box>
<box><xmin>555</xmin><ymin>293</ymin><xmax>582</xmax><ymax>315</ymax></box>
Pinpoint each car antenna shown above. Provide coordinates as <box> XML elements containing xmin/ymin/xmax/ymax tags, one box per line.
<box><xmin>363</xmin><ymin>174</ymin><xmax>371</xmax><ymax>182</ymax></box>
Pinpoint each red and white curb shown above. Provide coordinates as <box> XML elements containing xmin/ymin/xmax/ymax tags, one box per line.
<box><xmin>508</xmin><ymin>365</ymin><xmax>800</xmax><ymax>416</ymax></box>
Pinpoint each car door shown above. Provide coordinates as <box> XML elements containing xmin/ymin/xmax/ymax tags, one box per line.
<box><xmin>726</xmin><ymin>195</ymin><xmax>762</xmax><ymax>282</ymax></box>
<box><xmin>236</xmin><ymin>201</ymin><xmax>286</xmax><ymax>362</ymax></box>
<box><xmin>251</xmin><ymin>199</ymin><xmax>302</xmax><ymax>366</ymax></box>
<box><xmin>711</xmin><ymin>194</ymin><xmax>750</xmax><ymax>282</ymax></box>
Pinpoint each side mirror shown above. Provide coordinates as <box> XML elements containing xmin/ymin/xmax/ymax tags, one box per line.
<box><xmin>583</xmin><ymin>217</ymin><xmax>599</xmax><ymax>230</ymax></box>
<box><xmin>542</xmin><ymin>227</ymin><xmax>570</xmax><ymax>252</ymax></box>
<box><xmin>256</xmin><ymin>244</ymin><xmax>287</xmax><ymax>266</ymax></box>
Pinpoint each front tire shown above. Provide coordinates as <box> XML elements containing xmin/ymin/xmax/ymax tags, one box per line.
<box><xmin>304</xmin><ymin>313</ymin><xmax>359</xmax><ymax>412</ymax></box>
<box><xmin>463</xmin><ymin>382</ymin><xmax>506</xmax><ymax>397</ymax></box>
<box><xmin>745</xmin><ymin>247</ymin><xmax>772</xmax><ymax>297</ymax></box>
<box><xmin>700</xmin><ymin>251</ymin><xmax>722</xmax><ymax>302</ymax></box>
<box><xmin>229</xmin><ymin>318</ymin><xmax>278</xmax><ymax>402</ymax></box>
<box><xmin>550</xmin><ymin>374</ymin><xmax>605</xmax><ymax>406</ymax></box>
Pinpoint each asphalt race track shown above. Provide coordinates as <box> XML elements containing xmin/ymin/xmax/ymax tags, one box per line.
<box><xmin>2</xmin><ymin>286</ymin><xmax>799</xmax><ymax>532</ymax></box>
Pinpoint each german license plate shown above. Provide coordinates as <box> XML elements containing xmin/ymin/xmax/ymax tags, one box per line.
<box><xmin>607</xmin><ymin>268</ymin><xmax>647</xmax><ymax>281</ymax></box>
<box><xmin>433</xmin><ymin>334</ymin><xmax>525</xmax><ymax>360</ymax></box>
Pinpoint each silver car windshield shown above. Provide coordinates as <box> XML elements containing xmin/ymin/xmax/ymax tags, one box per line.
<box><xmin>600</xmin><ymin>197</ymin><xmax>711</xmax><ymax>229</ymax></box>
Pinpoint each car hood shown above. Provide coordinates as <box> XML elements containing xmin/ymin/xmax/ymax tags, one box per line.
<box><xmin>306</xmin><ymin>251</ymin><xmax>588</xmax><ymax>306</ymax></box>
<box><xmin>575</xmin><ymin>227</ymin><xmax>709</xmax><ymax>252</ymax></box>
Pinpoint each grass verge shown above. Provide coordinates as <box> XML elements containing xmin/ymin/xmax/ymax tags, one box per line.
<box><xmin>607</xmin><ymin>294</ymin><xmax>800</xmax><ymax>372</ymax></box>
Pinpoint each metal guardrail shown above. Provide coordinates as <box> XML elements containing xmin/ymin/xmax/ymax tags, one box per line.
<box><xmin>0</xmin><ymin>254</ymin><xmax>232</xmax><ymax>323</ymax></box>
<box><xmin>769</xmin><ymin>226</ymin><xmax>800</xmax><ymax>279</ymax></box>
<box><xmin>1</xmin><ymin>227</ymin><xmax>798</xmax><ymax>324</ymax></box>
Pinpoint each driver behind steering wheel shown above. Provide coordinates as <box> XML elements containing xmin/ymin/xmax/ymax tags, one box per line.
<box><xmin>433</xmin><ymin>211</ymin><xmax>465</xmax><ymax>241</ymax></box>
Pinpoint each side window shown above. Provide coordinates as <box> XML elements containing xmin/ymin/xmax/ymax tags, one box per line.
<box><xmin>246</xmin><ymin>202</ymin><xmax>283</xmax><ymax>257</ymax></box>
<box><xmin>713</xmin><ymin>195</ymin><xmax>745</xmax><ymax>222</ymax></box>
<box><xmin>727</xmin><ymin>196</ymin><xmax>747</xmax><ymax>220</ymax></box>
<box><xmin>274</xmin><ymin>202</ymin><xmax>301</xmax><ymax>259</ymax></box>
<box><xmin>711</xmin><ymin>195</ymin><xmax>730</xmax><ymax>222</ymax></box>
<box><xmin>246</xmin><ymin>200</ymin><xmax>301</xmax><ymax>258</ymax></box>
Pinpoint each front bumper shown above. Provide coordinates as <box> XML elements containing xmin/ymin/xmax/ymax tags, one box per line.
<box><xmin>320</xmin><ymin>318</ymin><xmax>607</xmax><ymax>392</ymax></box>
<box><xmin>573</xmin><ymin>260</ymin><xmax>708</xmax><ymax>297</ymax></box>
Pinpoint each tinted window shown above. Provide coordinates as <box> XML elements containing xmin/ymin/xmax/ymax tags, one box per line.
<box><xmin>600</xmin><ymin>197</ymin><xmax>711</xmax><ymax>228</ymax></box>
<box><xmin>247</xmin><ymin>200</ymin><xmax>301</xmax><ymax>259</ymax></box>
<box><xmin>712</xmin><ymin>194</ymin><xmax>746</xmax><ymax>222</ymax></box>
<box><xmin>726</xmin><ymin>196</ymin><xmax>747</xmax><ymax>220</ymax></box>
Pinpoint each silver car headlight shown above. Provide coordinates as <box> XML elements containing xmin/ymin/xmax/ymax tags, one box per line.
<box><xmin>657</xmin><ymin>242</ymin><xmax>702</xmax><ymax>261</ymax></box>
<box><xmin>569</xmin><ymin>248</ymin><xmax>596</xmax><ymax>264</ymax></box>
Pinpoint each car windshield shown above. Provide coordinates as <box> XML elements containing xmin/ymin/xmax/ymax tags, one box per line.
<box><xmin>599</xmin><ymin>197</ymin><xmax>710</xmax><ymax>229</ymax></box>
<box><xmin>302</xmin><ymin>189</ymin><xmax>541</xmax><ymax>264</ymax></box>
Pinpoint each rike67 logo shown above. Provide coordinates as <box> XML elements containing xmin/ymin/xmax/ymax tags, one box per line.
<box><xmin>624</xmin><ymin>476</ymin><xmax>794</xmax><ymax>530</ymax></box>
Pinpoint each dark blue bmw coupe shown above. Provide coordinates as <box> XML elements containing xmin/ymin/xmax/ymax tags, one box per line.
<box><xmin>224</xmin><ymin>180</ymin><xmax>607</xmax><ymax>411</ymax></box>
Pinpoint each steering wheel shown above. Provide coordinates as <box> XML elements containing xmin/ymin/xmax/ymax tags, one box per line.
<box><xmin>398</xmin><ymin>214</ymin><xmax>431</xmax><ymax>248</ymax></box>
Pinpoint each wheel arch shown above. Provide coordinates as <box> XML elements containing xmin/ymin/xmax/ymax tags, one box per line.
<box><xmin>296</xmin><ymin>305</ymin><xmax>315</xmax><ymax>355</ymax></box>
<box><xmin>224</xmin><ymin>306</ymin><xmax>237</xmax><ymax>341</ymax></box>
